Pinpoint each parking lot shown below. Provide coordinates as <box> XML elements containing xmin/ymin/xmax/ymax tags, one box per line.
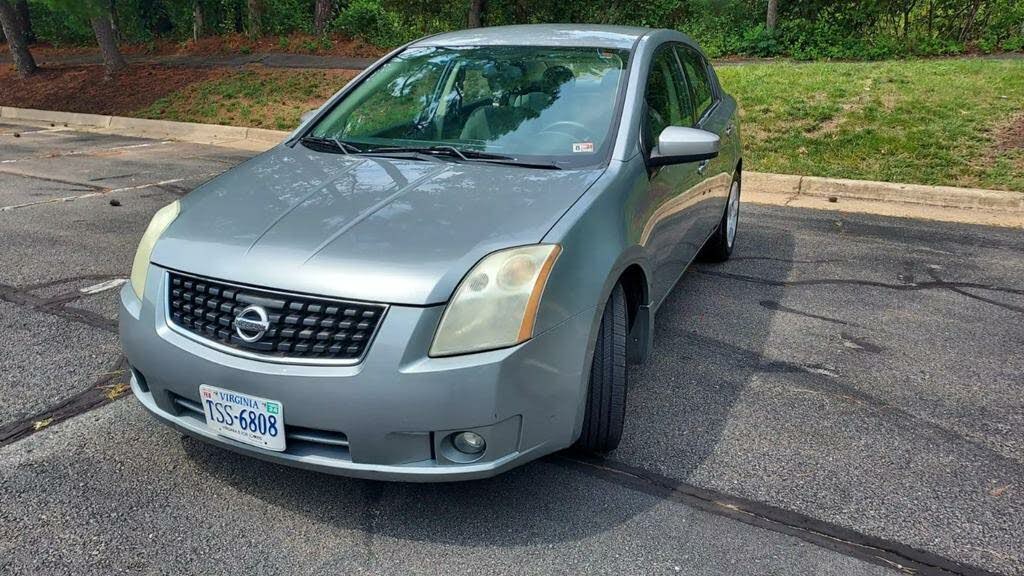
<box><xmin>0</xmin><ymin>121</ymin><xmax>1021</xmax><ymax>575</ymax></box>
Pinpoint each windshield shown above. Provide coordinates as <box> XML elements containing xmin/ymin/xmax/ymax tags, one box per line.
<box><xmin>308</xmin><ymin>45</ymin><xmax>630</xmax><ymax>168</ymax></box>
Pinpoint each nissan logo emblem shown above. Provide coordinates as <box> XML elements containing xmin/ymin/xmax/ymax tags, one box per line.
<box><xmin>233</xmin><ymin>305</ymin><xmax>270</xmax><ymax>342</ymax></box>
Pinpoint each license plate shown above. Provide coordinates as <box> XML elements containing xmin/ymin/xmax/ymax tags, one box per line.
<box><xmin>199</xmin><ymin>385</ymin><xmax>285</xmax><ymax>452</ymax></box>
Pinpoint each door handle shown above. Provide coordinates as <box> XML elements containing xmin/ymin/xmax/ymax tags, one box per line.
<box><xmin>697</xmin><ymin>160</ymin><xmax>710</xmax><ymax>175</ymax></box>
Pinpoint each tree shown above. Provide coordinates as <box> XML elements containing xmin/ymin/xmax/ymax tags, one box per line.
<box><xmin>90</xmin><ymin>9</ymin><xmax>127</xmax><ymax>74</ymax></box>
<box><xmin>42</xmin><ymin>0</ymin><xmax>126</xmax><ymax>75</ymax></box>
<box><xmin>247</xmin><ymin>0</ymin><xmax>262</xmax><ymax>38</ymax></box>
<box><xmin>14</xmin><ymin>0</ymin><xmax>31</xmax><ymax>43</ymax></box>
<box><xmin>0</xmin><ymin>0</ymin><xmax>37</xmax><ymax>77</ymax></box>
<box><xmin>766</xmin><ymin>0</ymin><xmax>778</xmax><ymax>33</ymax></box>
<box><xmin>468</xmin><ymin>0</ymin><xmax>485</xmax><ymax>28</ymax></box>
<box><xmin>193</xmin><ymin>0</ymin><xmax>204</xmax><ymax>41</ymax></box>
<box><xmin>314</xmin><ymin>0</ymin><xmax>334</xmax><ymax>36</ymax></box>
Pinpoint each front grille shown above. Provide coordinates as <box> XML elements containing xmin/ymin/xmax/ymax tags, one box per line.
<box><xmin>167</xmin><ymin>271</ymin><xmax>386</xmax><ymax>363</ymax></box>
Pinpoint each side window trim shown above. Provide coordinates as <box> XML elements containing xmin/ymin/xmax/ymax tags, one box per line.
<box><xmin>641</xmin><ymin>44</ymin><xmax>680</xmax><ymax>153</ymax></box>
<box><xmin>699</xmin><ymin>52</ymin><xmax>723</xmax><ymax>119</ymax></box>
<box><xmin>677</xmin><ymin>44</ymin><xmax>718</xmax><ymax>127</ymax></box>
<box><xmin>670</xmin><ymin>43</ymin><xmax>698</xmax><ymax>126</ymax></box>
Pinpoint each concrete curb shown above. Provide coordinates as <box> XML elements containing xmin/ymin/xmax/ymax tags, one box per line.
<box><xmin>745</xmin><ymin>172</ymin><xmax>1022</xmax><ymax>228</ymax></box>
<box><xmin>2</xmin><ymin>106</ymin><xmax>1020</xmax><ymax>226</ymax></box>
<box><xmin>0</xmin><ymin>106</ymin><xmax>289</xmax><ymax>150</ymax></box>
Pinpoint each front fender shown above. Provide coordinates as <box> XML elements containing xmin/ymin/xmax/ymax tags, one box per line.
<box><xmin>536</xmin><ymin>156</ymin><xmax>652</xmax><ymax>336</ymax></box>
<box><xmin>534</xmin><ymin>155</ymin><xmax>655</xmax><ymax>441</ymax></box>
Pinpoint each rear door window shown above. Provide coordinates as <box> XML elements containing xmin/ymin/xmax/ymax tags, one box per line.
<box><xmin>676</xmin><ymin>46</ymin><xmax>715</xmax><ymax>122</ymax></box>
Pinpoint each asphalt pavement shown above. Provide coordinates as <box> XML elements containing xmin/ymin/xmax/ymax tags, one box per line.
<box><xmin>0</xmin><ymin>122</ymin><xmax>1021</xmax><ymax>575</ymax></box>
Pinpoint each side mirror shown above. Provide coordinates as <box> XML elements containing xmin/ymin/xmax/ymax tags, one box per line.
<box><xmin>649</xmin><ymin>126</ymin><xmax>720</xmax><ymax>167</ymax></box>
<box><xmin>300</xmin><ymin>109</ymin><xmax>318</xmax><ymax>124</ymax></box>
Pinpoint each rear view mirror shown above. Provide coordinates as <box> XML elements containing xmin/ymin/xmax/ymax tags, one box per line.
<box><xmin>649</xmin><ymin>126</ymin><xmax>720</xmax><ymax>167</ymax></box>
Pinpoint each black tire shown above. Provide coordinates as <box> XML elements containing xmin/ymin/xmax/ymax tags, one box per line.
<box><xmin>576</xmin><ymin>283</ymin><xmax>628</xmax><ymax>453</ymax></box>
<box><xmin>700</xmin><ymin>173</ymin><xmax>741</xmax><ymax>262</ymax></box>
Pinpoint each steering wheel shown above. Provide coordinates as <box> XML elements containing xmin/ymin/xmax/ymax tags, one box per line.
<box><xmin>538</xmin><ymin>120</ymin><xmax>597</xmax><ymax>143</ymax></box>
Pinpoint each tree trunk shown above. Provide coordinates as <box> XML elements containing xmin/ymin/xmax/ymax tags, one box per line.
<box><xmin>468</xmin><ymin>0</ymin><xmax>484</xmax><ymax>28</ymax></box>
<box><xmin>247</xmin><ymin>0</ymin><xmax>262</xmax><ymax>38</ymax></box>
<box><xmin>193</xmin><ymin>0</ymin><xmax>204</xmax><ymax>42</ymax></box>
<box><xmin>14</xmin><ymin>0</ymin><xmax>31</xmax><ymax>43</ymax></box>
<box><xmin>314</xmin><ymin>0</ymin><xmax>333</xmax><ymax>36</ymax></box>
<box><xmin>927</xmin><ymin>0</ymin><xmax>933</xmax><ymax>37</ymax></box>
<box><xmin>959</xmin><ymin>0</ymin><xmax>982</xmax><ymax>42</ymax></box>
<box><xmin>0</xmin><ymin>0</ymin><xmax>36</xmax><ymax>77</ymax></box>
<box><xmin>766</xmin><ymin>0</ymin><xmax>778</xmax><ymax>33</ymax></box>
<box><xmin>90</xmin><ymin>11</ymin><xmax>127</xmax><ymax>75</ymax></box>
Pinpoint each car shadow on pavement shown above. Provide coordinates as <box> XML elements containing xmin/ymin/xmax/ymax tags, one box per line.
<box><xmin>181</xmin><ymin>213</ymin><xmax>796</xmax><ymax>546</ymax></box>
<box><xmin>182</xmin><ymin>435</ymin><xmax>656</xmax><ymax>546</ymax></box>
<box><xmin>615</xmin><ymin>221</ymin><xmax>796</xmax><ymax>482</ymax></box>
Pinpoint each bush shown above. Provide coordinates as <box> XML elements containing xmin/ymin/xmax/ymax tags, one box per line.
<box><xmin>17</xmin><ymin>0</ymin><xmax>1024</xmax><ymax>61</ymax></box>
<box><xmin>26</xmin><ymin>0</ymin><xmax>93</xmax><ymax>45</ymax></box>
<box><xmin>332</xmin><ymin>0</ymin><xmax>404</xmax><ymax>47</ymax></box>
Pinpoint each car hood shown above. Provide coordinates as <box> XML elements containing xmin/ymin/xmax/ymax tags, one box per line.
<box><xmin>153</xmin><ymin>145</ymin><xmax>602</xmax><ymax>305</ymax></box>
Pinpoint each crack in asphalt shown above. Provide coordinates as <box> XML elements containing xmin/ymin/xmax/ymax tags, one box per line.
<box><xmin>554</xmin><ymin>454</ymin><xmax>1004</xmax><ymax>576</ymax></box>
<box><xmin>731</xmin><ymin>255</ymin><xmax>844</xmax><ymax>265</ymax></box>
<box><xmin>0</xmin><ymin>355</ymin><xmax>127</xmax><ymax>448</ymax></box>
<box><xmin>659</xmin><ymin>330</ymin><xmax>1024</xmax><ymax>470</ymax></box>
<box><xmin>699</xmin><ymin>270</ymin><xmax>1024</xmax><ymax>314</ymax></box>
<box><xmin>0</xmin><ymin>169</ymin><xmax>108</xmax><ymax>192</ymax></box>
<box><xmin>758</xmin><ymin>299</ymin><xmax>858</xmax><ymax>326</ymax></box>
<box><xmin>924</xmin><ymin>268</ymin><xmax>1024</xmax><ymax>314</ymax></box>
<box><xmin>0</xmin><ymin>280</ymin><xmax>117</xmax><ymax>334</ymax></box>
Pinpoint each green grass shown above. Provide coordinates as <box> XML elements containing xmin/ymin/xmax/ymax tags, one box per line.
<box><xmin>135</xmin><ymin>58</ymin><xmax>1023</xmax><ymax>191</ymax></box>
<box><xmin>717</xmin><ymin>59</ymin><xmax>1024</xmax><ymax>191</ymax></box>
<box><xmin>137</xmin><ymin>69</ymin><xmax>358</xmax><ymax>131</ymax></box>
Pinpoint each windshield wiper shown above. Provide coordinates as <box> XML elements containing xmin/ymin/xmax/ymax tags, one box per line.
<box><xmin>471</xmin><ymin>157</ymin><xmax>563</xmax><ymax>170</ymax></box>
<box><xmin>364</xmin><ymin>145</ymin><xmax>510</xmax><ymax>160</ymax></box>
<box><xmin>363</xmin><ymin>145</ymin><xmax>561</xmax><ymax>169</ymax></box>
<box><xmin>300</xmin><ymin>136</ymin><xmax>362</xmax><ymax>155</ymax></box>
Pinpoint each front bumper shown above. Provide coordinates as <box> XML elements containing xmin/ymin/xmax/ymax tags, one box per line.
<box><xmin>120</xmin><ymin>266</ymin><xmax>596</xmax><ymax>482</ymax></box>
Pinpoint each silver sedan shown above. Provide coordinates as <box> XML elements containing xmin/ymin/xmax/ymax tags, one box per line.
<box><xmin>120</xmin><ymin>24</ymin><xmax>743</xmax><ymax>481</ymax></box>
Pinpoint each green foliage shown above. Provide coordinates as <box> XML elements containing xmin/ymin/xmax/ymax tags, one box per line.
<box><xmin>25</xmin><ymin>1</ymin><xmax>93</xmax><ymax>45</ymax></box>
<box><xmin>19</xmin><ymin>0</ymin><xmax>1024</xmax><ymax>60</ymax></box>
<box><xmin>332</xmin><ymin>0</ymin><xmax>404</xmax><ymax>47</ymax></box>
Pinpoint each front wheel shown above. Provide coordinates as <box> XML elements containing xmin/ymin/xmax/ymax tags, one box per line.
<box><xmin>700</xmin><ymin>174</ymin><xmax>741</xmax><ymax>262</ymax></box>
<box><xmin>576</xmin><ymin>284</ymin><xmax>628</xmax><ymax>453</ymax></box>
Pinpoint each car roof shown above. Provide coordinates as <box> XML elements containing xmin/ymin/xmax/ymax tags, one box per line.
<box><xmin>411</xmin><ymin>24</ymin><xmax>654</xmax><ymax>50</ymax></box>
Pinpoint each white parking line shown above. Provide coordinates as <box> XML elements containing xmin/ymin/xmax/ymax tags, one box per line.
<box><xmin>80</xmin><ymin>279</ymin><xmax>128</xmax><ymax>294</ymax></box>
<box><xmin>0</xmin><ymin>171</ymin><xmax>221</xmax><ymax>212</ymax></box>
<box><xmin>0</xmin><ymin>141</ymin><xmax>174</xmax><ymax>164</ymax></box>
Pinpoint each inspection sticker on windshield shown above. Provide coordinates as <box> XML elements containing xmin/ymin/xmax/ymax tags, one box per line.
<box><xmin>200</xmin><ymin>385</ymin><xmax>285</xmax><ymax>452</ymax></box>
<box><xmin>572</xmin><ymin>142</ymin><xmax>595</xmax><ymax>153</ymax></box>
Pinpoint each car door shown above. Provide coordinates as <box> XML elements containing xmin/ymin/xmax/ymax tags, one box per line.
<box><xmin>675</xmin><ymin>44</ymin><xmax>732</xmax><ymax>242</ymax></box>
<box><xmin>641</xmin><ymin>44</ymin><xmax>705</xmax><ymax>306</ymax></box>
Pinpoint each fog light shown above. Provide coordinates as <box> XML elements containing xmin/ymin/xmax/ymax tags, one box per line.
<box><xmin>453</xmin><ymin>431</ymin><xmax>486</xmax><ymax>455</ymax></box>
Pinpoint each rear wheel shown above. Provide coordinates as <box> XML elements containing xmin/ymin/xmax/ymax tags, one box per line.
<box><xmin>576</xmin><ymin>284</ymin><xmax>628</xmax><ymax>453</ymax></box>
<box><xmin>700</xmin><ymin>173</ymin><xmax>741</xmax><ymax>262</ymax></box>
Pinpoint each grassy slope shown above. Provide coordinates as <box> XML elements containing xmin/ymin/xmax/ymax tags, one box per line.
<box><xmin>717</xmin><ymin>59</ymin><xmax>1024</xmax><ymax>191</ymax></box>
<box><xmin>137</xmin><ymin>69</ymin><xmax>358</xmax><ymax>131</ymax></box>
<box><xmin>130</xmin><ymin>58</ymin><xmax>1023</xmax><ymax>190</ymax></box>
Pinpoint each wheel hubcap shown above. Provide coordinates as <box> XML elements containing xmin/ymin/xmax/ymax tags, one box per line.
<box><xmin>726</xmin><ymin>182</ymin><xmax>739</xmax><ymax>248</ymax></box>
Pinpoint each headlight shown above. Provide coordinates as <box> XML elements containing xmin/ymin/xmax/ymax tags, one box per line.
<box><xmin>430</xmin><ymin>244</ymin><xmax>561</xmax><ymax>357</ymax></box>
<box><xmin>129</xmin><ymin>200</ymin><xmax>180</xmax><ymax>299</ymax></box>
